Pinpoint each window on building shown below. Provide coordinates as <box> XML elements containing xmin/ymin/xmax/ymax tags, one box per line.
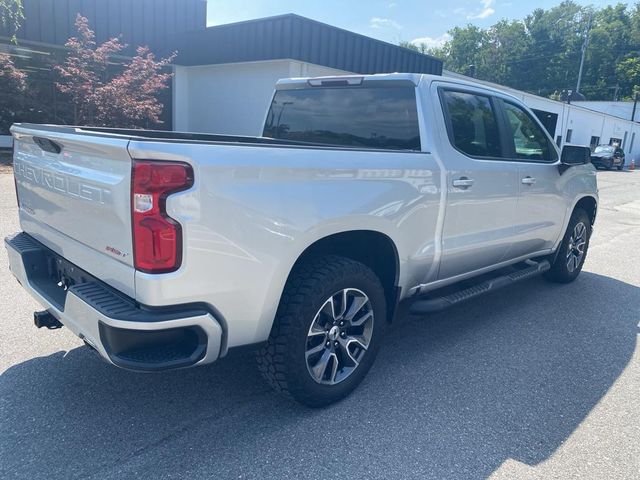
<box><xmin>566</xmin><ymin>129</ymin><xmax>573</xmax><ymax>143</ymax></box>
<box><xmin>502</xmin><ymin>101</ymin><xmax>557</xmax><ymax>162</ymax></box>
<box><xmin>590</xmin><ymin>136</ymin><xmax>600</xmax><ymax>151</ymax></box>
<box><xmin>610</xmin><ymin>137</ymin><xmax>622</xmax><ymax>147</ymax></box>
<box><xmin>263</xmin><ymin>86</ymin><xmax>421</xmax><ymax>151</ymax></box>
<box><xmin>556</xmin><ymin>136</ymin><xmax>562</xmax><ymax>147</ymax></box>
<box><xmin>440</xmin><ymin>90</ymin><xmax>502</xmax><ymax>158</ymax></box>
<box><xmin>629</xmin><ymin>133</ymin><xmax>636</xmax><ymax>154</ymax></box>
<box><xmin>531</xmin><ymin>109</ymin><xmax>558</xmax><ymax>137</ymax></box>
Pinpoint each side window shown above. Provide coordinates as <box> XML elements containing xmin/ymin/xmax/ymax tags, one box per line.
<box><xmin>502</xmin><ymin>101</ymin><xmax>557</xmax><ymax>162</ymax></box>
<box><xmin>441</xmin><ymin>90</ymin><xmax>502</xmax><ymax>158</ymax></box>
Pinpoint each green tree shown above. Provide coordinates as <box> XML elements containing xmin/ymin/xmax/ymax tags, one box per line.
<box><xmin>402</xmin><ymin>1</ymin><xmax>640</xmax><ymax>100</ymax></box>
<box><xmin>582</xmin><ymin>4</ymin><xmax>633</xmax><ymax>99</ymax></box>
<box><xmin>616</xmin><ymin>57</ymin><xmax>640</xmax><ymax>97</ymax></box>
<box><xmin>440</xmin><ymin>25</ymin><xmax>488</xmax><ymax>76</ymax></box>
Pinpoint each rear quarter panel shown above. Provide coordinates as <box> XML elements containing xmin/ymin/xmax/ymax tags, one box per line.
<box><xmin>128</xmin><ymin>141</ymin><xmax>442</xmax><ymax>349</ymax></box>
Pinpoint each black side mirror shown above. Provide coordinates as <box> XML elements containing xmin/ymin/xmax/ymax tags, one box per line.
<box><xmin>561</xmin><ymin>145</ymin><xmax>591</xmax><ymax>166</ymax></box>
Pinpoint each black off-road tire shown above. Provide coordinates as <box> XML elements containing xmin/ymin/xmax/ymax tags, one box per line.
<box><xmin>544</xmin><ymin>208</ymin><xmax>591</xmax><ymax>283</ymax></box>
<box><xmin>257</xmin><ymin>255</ymin><xmax>387</xmax><ymax>407</ymax></box>
<box><xmin>617</xmin><ymin>160</ymin><xmax>625</xmax><ymax>171</ymax></box>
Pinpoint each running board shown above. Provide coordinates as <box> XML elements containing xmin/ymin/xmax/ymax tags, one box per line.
<box><xmin>410</xmin><ymin>260</ymin><xmax>551</xmax><ymax>315</ymax></box>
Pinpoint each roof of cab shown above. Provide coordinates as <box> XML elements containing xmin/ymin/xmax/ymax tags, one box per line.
<box><xmin>275</xmin><ymin>73</ymin><xmax>521</xmax><ymax>102</ymax></box>
<box><xmin>276</xmin><ymin>73</ymin><xmax>424</xmax><ymax>89</ymax></box>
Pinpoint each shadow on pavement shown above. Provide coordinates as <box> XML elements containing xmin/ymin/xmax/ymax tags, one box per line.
<box><xmin>1</xmin><ymin>272</ymin><xmax>638</xmax><ymax>479</ymax></box>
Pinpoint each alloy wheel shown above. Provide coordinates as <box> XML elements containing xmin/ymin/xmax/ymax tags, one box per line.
<box><xmin>305</xmin><ymin>288</ymin><xmax>374</xmax><ymax>385</ymax></box>
<box><xmin>566</xmin><ymin>221</ymin><xmax>587</xmax><ymax>273</ymax></box>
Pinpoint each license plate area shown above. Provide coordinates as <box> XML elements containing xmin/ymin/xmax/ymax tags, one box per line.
<box><xmin>46</xmin><ymin>253</ymin><xmax>94</xmax><ymax>292</ymax></box>
<box><xmin>25</xmin><ymin>245</ymin><xmax>97</xmax><ymax>311</ymax></box>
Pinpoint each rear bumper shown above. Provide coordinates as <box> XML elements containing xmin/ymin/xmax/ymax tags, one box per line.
<box><xmin>5</xmin><ymin>232</ymin><xmax>223</xmax><ymax>372</ymax></box>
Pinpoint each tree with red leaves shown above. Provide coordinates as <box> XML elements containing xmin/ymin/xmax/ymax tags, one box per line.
<box><xmin>56</xmin><ymin>15</ymin><xmax>175</xmax><ymax>128</ymax></box>
<box><xmin>0</xmin><ymin>0</ymin><xmax>23</xmax><ymax>42</ymax></box>
<box><xmin>0</xmin><ymin>52</ymin><xmax>27</xmax><ymax>132</ymax></box>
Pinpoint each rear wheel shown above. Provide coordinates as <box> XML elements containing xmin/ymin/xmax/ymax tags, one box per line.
<box><xmin>544</xmin><ymin>208</ymin><xmax>591</xmax><ymax>283</ymax></box>
<box><xmin>257</xmin><ymin>255</ymin><xmax>387</xmax><ymax>407</ymax></box>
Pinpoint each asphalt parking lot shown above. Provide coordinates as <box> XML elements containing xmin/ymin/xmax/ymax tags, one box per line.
<box><xmin>1</xmin><ymin>169</ymin><xmax>639</xmax><ymax>480</ymax></box>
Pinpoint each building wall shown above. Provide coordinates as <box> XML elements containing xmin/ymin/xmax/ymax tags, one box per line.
<box><xmin>573</xmin><ymin>101</ymin><xmax>638</xmax><ymax>122</ymax></box>
<box><xmin>1</xmin><ymin>0</ymin><xmax>206</xmax><ymax>57</ymax></box>
<box><xmin>525</xmin><ymin>93</ymin><xmax>640</xmax><ymax>160</ymax></box>
<box><xmin>173</xmin><ymin>59</ymin><xmax>352</xmax><ymax>136</ymax></box>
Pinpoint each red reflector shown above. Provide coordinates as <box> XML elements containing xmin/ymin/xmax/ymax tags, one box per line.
<box><xmin>132</xmin><ymin>161</ymin><xmax>193</xmax><ymax>273</ymax></box>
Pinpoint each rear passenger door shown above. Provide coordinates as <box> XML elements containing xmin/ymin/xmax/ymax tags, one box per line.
<box><xmin>436</xmin><ymin>87</ymin><xmax>520</xmax><ymax>280</ymax></box>
<box><xmin>497</xmin><ymin>100</ymin><xmax>566</xmax><ymax>256</ymax></box>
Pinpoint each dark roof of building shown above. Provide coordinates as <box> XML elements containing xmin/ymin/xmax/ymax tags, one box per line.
<box><xmin>172</xmin><ymin>14</ymin><xmax>443</xmax><ymax>75</ymax></box>
<box><xmin>1</xmin><ymin>0</ymin><xmax>206</xmax><ymax>56</ymax></box>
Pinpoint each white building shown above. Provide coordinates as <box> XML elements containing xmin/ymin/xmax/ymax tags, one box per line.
<box><xmin>573</xmin><ymin>101</ymin><xmax>638</xmax><ymax>123</ymax></box>
<box><xmin>171</xmin><ymin>14</ymin><xmax>442</xmax><ymax>136</ymax></box>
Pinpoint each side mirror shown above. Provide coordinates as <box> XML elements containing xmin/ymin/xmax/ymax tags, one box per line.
<box><xmin>561</xmin><ymin>145</ymin><xmax>591</xmax><ymax>166</ymax></box>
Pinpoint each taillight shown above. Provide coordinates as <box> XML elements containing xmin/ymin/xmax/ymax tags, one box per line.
<box><xmin>131</xmin><ymin>161</ymin><xmax>193</xmax><ymax>273</ymax></box>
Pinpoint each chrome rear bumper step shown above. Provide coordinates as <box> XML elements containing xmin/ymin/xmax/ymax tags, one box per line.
<box><xmin>410</xmin><ymin>260</ymin><xmax>551</xmax><ymax>315</ymax></box>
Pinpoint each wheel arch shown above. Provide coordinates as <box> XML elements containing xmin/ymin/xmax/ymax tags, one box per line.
<box><xmin>573</xmin><ymin>195</ymin><xmax>598</xmax><ymax>227</ymax></box>
<box><xmin>285</xmin><ymin>230</ymin><xmax>401</xmax><ymax>323</ymax></box>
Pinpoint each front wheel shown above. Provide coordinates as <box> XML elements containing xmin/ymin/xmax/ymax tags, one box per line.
<box><xmin>544</xmin><ymin>208</ymin><xmax>591</xmax><ymax>283</ymax></box>
<box><xmin>617</xmin><ymin>160</ymin><xmax>625</xmax><ymax>171</ymax></box>
<box><xmin>257</xmin><ymin>255</ymin><xmax>387</xmax><ymax>407</ymax></box>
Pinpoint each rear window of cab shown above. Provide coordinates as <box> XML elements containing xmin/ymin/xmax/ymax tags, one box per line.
<box><xmin>263</xmin><ymin>86</ymin><xmax>421</xmax><ymax>151</ymax></box>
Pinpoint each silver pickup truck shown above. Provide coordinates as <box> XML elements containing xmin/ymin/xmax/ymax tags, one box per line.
<box><xmin>6</xmin><ymin>73</ymin><xmax>597</xmax><ymax>406</ymax></box>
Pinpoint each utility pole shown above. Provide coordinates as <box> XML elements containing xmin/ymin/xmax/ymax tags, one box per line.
<box><xmin>609</xmin><ymin>84</ymin><xmax>620</xmax><ymax>102</ymax></box>
<box><xmin>632</xmin><ymin>92</ymin><xmax>639</xmax><ymax>122</ymax></box>
<box><xmin>576</xmin><ymin>13</ymin><xmax>592</xmax><ymax>94</ymax></box>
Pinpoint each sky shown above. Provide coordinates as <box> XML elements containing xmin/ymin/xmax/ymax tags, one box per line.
<box><xmin>206</xmin><ymin>0</ymin><xmax>620</xmax><ymax>48</ymax></box>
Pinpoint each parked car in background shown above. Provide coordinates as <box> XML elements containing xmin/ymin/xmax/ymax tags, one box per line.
<box><xmin>591</xmin><ymin>145</ymin><xmax>625</xmax><ymax>170</ymax></box>
<box><xmin>5</xmin><ymin>73</ymin><xmax>598</xmax><ymax>407</ymax></box>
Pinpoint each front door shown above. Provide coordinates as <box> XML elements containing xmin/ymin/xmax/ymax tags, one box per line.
<box><xmin>498</xmin><ymin>100</ymin><xmax>566</xmax><ymax>256</ymax></box>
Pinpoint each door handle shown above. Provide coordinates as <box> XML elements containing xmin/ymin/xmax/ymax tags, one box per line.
<box><xmin>521</xmin><ymin>176</ymin><xmax>536</xmax><ymax>185</ymax></box>
<box><xmin>452</xmin><ymin>177</ymin><xmax>474</xmax><ymax>189</ymax></box>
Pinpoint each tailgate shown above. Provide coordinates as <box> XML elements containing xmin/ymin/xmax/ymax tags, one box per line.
<box><xmin>11</xmin><ymin>124</ymin><xmax>135</xmax><ymax>296</ymax></box>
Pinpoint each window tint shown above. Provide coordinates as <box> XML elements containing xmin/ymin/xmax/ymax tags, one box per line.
<box><xmin>441</xmin><ymin>90</ymin><xmax>502</xmax><ymax>158</ymax></box>
<box><xmin>502</xmin><ymin>101</ymin><xmax>557</xmax><ymax>162</ymax></box>
<box><xmin>263</xmin><ymin>86</ymin><xmax>420</xmax><ymax>151</ymax></box>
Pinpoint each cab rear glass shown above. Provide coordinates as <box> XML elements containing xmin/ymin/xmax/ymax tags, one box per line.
<box><xmin>263</xmin><ymin>86</ymin><xmax>421</xmax><ymax>151</ymax></box>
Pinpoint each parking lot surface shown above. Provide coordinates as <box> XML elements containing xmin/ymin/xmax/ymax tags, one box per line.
<box><xmin>1</xmin><ymin>170</ymin><xmax>639</xmax><ymax>480</ymax></box>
